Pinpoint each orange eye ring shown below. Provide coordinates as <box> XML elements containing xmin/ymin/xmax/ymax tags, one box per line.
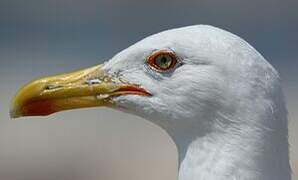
<box><xmin>147</xmin><ymin>50</ymin><xmax>177</xmax><ymax>72</ymax></box>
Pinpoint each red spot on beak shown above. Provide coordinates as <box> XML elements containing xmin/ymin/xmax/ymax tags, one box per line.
<box><xmin>22</xmin><ymin>100</ymin><xmax>57</xmax><ymax>116</ymax></box>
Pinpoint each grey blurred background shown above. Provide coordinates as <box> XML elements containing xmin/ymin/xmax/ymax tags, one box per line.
<box><xmin>0</xmin><ymin>0</ymin><xmax>297</xmax><ymax>179</ymax></box>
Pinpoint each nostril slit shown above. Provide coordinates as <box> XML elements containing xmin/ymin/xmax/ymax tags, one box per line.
<box><xmin>45</xmin><ymin>84</ymin><xmax>61</xmax><ymax>90</ymax></box>
<box><xmin>85</xmin><ymin>79</ymin><xmax>102</xmax><ymax>85</ymax></box>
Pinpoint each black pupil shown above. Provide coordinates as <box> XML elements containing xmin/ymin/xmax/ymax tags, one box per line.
<box><xmin>161</xmin><ymin>56</ymin><xmax>168</xmax><ymax>64</ymax></box>
<box><xmin>157</xmin><ymin>55</ymin><xmax>172</xmax><ymax>68</ymax></box>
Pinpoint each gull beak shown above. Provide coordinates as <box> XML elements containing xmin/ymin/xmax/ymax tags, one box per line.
<box><xmin>10</xmin><ymin>65</ymin><xmax>151</xmax><ymax>118</ymax></box>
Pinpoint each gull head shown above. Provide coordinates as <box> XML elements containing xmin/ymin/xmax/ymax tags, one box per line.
<box><xmin>10</xmin><ymin>25</ymin><xmax>280</xmax><ymax>141</ymax></box>
<box><xmin>10</xmin><ymin>25</ymin><xmax>290</xmax><ymax>179</ymax></box>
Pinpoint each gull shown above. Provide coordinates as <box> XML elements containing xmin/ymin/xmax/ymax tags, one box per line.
<box><xmin>10</xmin><ymin>25</ymin><xmax>291</xmax><ymax>180</ymax></box>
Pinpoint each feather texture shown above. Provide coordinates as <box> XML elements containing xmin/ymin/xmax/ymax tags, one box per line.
<box><xmin>103</xmin><ymin>25</ymin><xmax>291</xmax><ymax>180</ymax></box>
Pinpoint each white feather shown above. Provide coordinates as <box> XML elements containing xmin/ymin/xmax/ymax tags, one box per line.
<box><xmin>104</xmin><ymin>25</ymin><xmax>291</xmax><ymax>180</ymax></box>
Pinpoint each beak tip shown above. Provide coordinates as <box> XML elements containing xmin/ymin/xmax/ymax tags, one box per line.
<box><xmin>9</xmin><ymin>104</ymin><xmax>22</xmax><ymax>119</ymax></box>
<box><xmin>9</xmin><ymin>113</ymin><xmax>17</xmax><ymax>119</ymax></box>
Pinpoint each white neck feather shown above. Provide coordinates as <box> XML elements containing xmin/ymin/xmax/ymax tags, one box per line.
<box><xmin>177</xmin><ymin>125</ymin><xmax>290</xmax><ymax>180</ymax></box>
<box><xmin>168</xmin><ymin>100</ymin><xmax>291</xmax><ymax>180</ymax></box>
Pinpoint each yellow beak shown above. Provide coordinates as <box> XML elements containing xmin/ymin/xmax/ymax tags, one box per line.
<box><xmin>10</xmin><ymin>64</ymin><xmax>151</xmax><ymax>118</ymax></box>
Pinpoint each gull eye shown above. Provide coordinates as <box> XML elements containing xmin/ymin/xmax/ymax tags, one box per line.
<box><xmin>147</xmin><ymin>50</ymin><xmax>177</xmax><ymax>72</ymax></box>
